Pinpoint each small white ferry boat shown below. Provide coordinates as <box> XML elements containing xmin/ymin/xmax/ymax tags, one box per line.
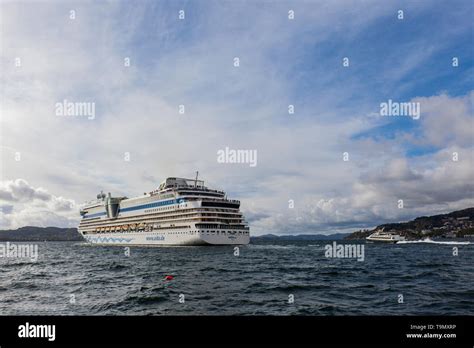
<box><xmin>366</xmin><ymin>230</ymin><xmax>406</xmax><ymax>243</ymax></box>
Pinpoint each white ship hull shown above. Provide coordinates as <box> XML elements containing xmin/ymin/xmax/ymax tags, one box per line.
<box><xmin>81</xmin><ymin>229</ymin><xmax>249</xmax><ymax>246</ymax></box>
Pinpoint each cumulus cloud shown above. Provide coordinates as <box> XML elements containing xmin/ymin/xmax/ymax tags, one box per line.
<box><xmin>250</xmin><ymin>155</ymin><xmax>473</xmax><ymax>234</ymax></box>
<box><xmin>0</xmin><ymin>1</ymin><xmax>472</xmax><ymax>234</ymax></box>
<box><xmin>0</xmin><ymin>179</ymin><xmax>77</xmax><ymax>229</ymax></box>
<box><xmin>0</xmin><ymin>179</ymin><xmax>51</xmax><ymax>202</ymax></box>
<box><xmin>415</xmin><ymin>92</ymin><xmax>474</xmax><ymax>148</ymax></box>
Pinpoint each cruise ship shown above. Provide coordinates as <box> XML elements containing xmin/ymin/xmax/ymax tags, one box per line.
<box><xmin>78</xmin><ymin>174</ymin><xmax>250</xmax><ymax>246</ymax></box>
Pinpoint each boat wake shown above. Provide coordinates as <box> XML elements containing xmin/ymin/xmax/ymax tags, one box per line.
<box><xmin>397</xmin><ymin>238</ymin><xmax>471</xmax><ymax>245</ymax></box>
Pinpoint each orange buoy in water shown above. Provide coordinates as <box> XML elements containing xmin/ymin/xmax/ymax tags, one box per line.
<box><xmin>164</xmin><ymin>275</ymin><xmax>174</xmax><ymax>281</ymax></box>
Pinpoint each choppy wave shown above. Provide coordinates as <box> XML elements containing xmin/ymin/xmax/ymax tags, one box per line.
<box><xmin>0</xmin><ymin>240</ymin><xmax>472</xmax><ymax>315</ymax></box>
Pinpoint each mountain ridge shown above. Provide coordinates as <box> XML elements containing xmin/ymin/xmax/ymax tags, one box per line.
<box><xmin>345</xmin><ymin>207</ymin><xmax>474</xmax><ymax>240</ymax></box>
<box><xmin>0</xmin><ymin>226</ymin><xmax>84</xmax><ymax>241</ymax></box>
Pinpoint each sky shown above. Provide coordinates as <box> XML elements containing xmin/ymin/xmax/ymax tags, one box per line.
<box><xmin>0</xmin><ymin>0</ymin><xmax>473</xmax><ymax>235</ymax></box>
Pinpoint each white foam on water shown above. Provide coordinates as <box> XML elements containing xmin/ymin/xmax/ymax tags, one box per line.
<box><xmin>248</xmin><ymin>244</ymin><xmax>298</xmax><ymax>250</ymax></box>
<box><xmin>397</xmin><ymin>238</ymin><xmax>470</xmax><ymax>245</ymax></box>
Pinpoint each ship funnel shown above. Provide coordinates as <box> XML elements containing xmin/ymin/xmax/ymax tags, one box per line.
<box><xmin>105</xmin><ymin>194</ymin><xmax>121</xmax><ymax>219</ymax></box>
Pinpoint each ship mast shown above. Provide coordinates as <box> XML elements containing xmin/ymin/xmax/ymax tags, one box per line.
<box><xmin>194</xmin><ymin>171</ymin><xmax>199</xmax><ymax>188</ymax></box>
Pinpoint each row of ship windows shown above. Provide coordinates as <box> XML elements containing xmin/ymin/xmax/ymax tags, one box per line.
<box><xmin>140</xmin><ymin>207</ymin><xmax>239</xmax><ymax>215</ymax></box>
<box><xmin>138</xmin><ymin>206</ymin><xmax>240</xmax><ymax>214</ymax></box>
<box><xmin>143</xmin><ymin>204</ymin><xmax>187</xmax><ymax>213</ymax></box>
<box><xmin>142</xmin><ymin>212</ymin><xmax>198</xmax><ymax>218</ymax></box>
<box><xmin>195</xmin><ymin>224</ymin><xmax>246</xmax><ymax>229</ymax></box>
<box><xmin>138</xmin><ymin>213</ymin><xmax>241</xmax><ymax>221</ymax></box>
<box><xmin>163</xmin><ymin>230</ymin><xmax>249</xmax><ymax>235</ymax></box>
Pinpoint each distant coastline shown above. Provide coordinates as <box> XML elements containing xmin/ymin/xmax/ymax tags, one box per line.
<box><xmin>1</xmin><ymin>207</ymin><xmax>473</xmax><ymax>242</ymax></box>
<box><xmin>251</xmin><ymin>233</ymin><xmax>349</xmax><ymax>241</ymax></box>
<box><xmin>0</xmin><ymin>226</ymin><xmax>84</xmax><ymax>241</ymax></box>
<box><xmin>0</xmin><ymin>227</ymin><xmax>349</xmax><ymax>242</ymax></box>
